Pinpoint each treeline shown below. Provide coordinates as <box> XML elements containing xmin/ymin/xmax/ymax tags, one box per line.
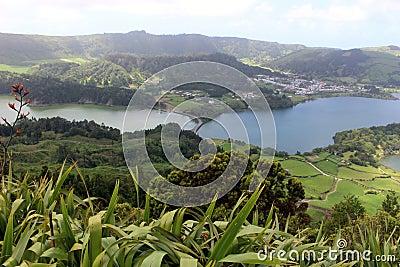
<box><xmin>104</xmin><ymin>52</ymin><xmax>283</xmax><ymax>78</ymax></box>
<box><xmin>0</xmin><ymin>117</ymin><xmax>121</xmax><ymax>143</ymax></box>
<box><xmin>326</xmin><ymin>123</ymin><xmax>400</xmax><ymax>166</ymax></box>
<box><xmin>0</xmin><ymin>71</ymin><xmax>138</xmax><ymax>106</ymax></box>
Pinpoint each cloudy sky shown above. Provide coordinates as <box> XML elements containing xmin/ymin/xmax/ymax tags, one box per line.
<box><xmin>0</xmin><ymin>0</ymin><xmax>399</xmax><ymax>49</ymax></box>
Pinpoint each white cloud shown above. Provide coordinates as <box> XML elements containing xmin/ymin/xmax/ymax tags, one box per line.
<box><xmin>286</xmin><ymin>3</ymin><xmax>367</xmax><ymax>22</ymax></box>
<box><xmin>285</xmin><ymin>0</ymin><xmax>400</xmax><ymax>23</ymax></box>
<box><xmin>88</xmin><ymin>0</ymin><xmax>258</xmax><ymax>16</ymax></box>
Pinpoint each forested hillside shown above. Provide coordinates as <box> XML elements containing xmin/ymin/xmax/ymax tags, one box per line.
<box><xmin>0</xmin><ymin>71</ymin><xmax>137</xmax><ymax>106</ymax></box>
<box><xmin>326</xmin><ymin>123</ymin><xmax>400</xmax><ymax>166</ymax></box>
<box><xmin>0</xmin><ymin>31</ymin><xmax>304</xmax><ymax>65</ymax></box>
<box><xmin>0</xmin><ymin>53</ymin><xmax>289</xmax><ymax>107</ymax></box>
<box><xmin>268</xmin><ymin>48</ymin><xmax>400</xmax><ymax>86</ymax></box>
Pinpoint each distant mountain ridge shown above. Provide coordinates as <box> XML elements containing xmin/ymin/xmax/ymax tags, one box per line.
<box><xmin>0</xmin><ymin>31</ymin><xmax>400</xmax><ymax>86</ymax></box>
<box><xmin>0</xmin><ymin>31</ymin><xmax>305</xmax><ymax>65</ymax></box>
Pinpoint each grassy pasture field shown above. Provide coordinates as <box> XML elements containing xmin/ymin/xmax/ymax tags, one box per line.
<box><xmin>308</xmin><ymin>179</ymin><xmax>386</xmax><ymax>214</ymax></box>
<box><xmin>314</xmin><ymin>160</ymin><xmax>338</xmax><ymax>175</ymax></box>
<box><xmin>279</xmin><ymin>159</ymin><xmax>319</xmax><ymax>177</ymax></box>
<box><xmin>280</xmin><ymin>153</ymin><xmax>399</xmax><ymax>216</ymax></box>
<box><xmin>0</xmin><ymin>64</ymin><xmax>31</xmax><ymax>73</ymax></box>
<box><xmin>299</xmin><ymin>175</ymin><xmax>335</xmax><ymax>199</ymax></box>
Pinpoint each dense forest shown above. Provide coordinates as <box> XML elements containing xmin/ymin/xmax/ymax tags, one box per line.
<box><xmin>0</xmin><ymin>71</ymin><xmax>137</xmax><ymax>106</ymax></box>
<box><xmin>321</xmin><ymin>123</ymin><xmax>400</xmax><ymax>166</ymax></box>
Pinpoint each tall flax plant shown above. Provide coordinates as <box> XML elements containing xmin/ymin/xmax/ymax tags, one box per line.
<box><xmin>0</xmin><ymin>83</ymin><xmax>31</xmax><ymax>178</ymax></box>
<box><xmin>355</xmin><ymin>221</ymin><xmax>399</xmax><ymax>267</ymax></box>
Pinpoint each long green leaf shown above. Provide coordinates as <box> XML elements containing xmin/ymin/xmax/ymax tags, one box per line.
<box><xmin>60</xmin><ymin>197</ymin><xmax>76</xmax><ymax>249</ymax></box>
<box><xmin>207</xmin><ymin>185</ymin><xmax>264</xmax><ymax>264</ymax></box>
<box><xmin>180</xmin><ymin>258</ymin><xmax>198</xmax><ymax>267</ymax></box>
<box><xmin>104</xmin><ymin>180</ymin><xmax>119</xmax><ymax>225</ymax></box>
<box><xmin>172</xmin><ymin>208</ymin><xmax>186</xmax><ymax>237</ymax></box>
<box><xmin>29</xmin><ymin>264</ymin><xmax>57</xmax><ymax>267</ymax></box>
<box><xmin>51</xmin><ymin>161</ymin><xmax>75</xmax><ymax>204</ymax></box>
<box><xmin>205</xmin><ymin>194</ymin><xmax>218</xmax><ymax>218</ymax></box>
<box><xmin>88</xmin><ymin>214</ymin><xmax>102</xmax><ymax>264</ymax></box>
<box><xmin>219</xmin><ymin>252</ymin><xmax>283</xmax><ymax>265</ymax></box>
<box><xmin>103</xmin><ymin>180</ymin><xmax>119</xmax><ymax>238</ymax></box>
<box><xmin>141</xmin><ymin>251</ymin><xmax>167</xmax><ymax>267</ymax></box>
<box><xmin>10</xmin><ymin>199</ymin><xmax>24</xmax><ymax>216</ymax></box>
<box><xmin>1</xmin><ymin>211</ymin><xmax>13</xmax><ymax>264</ymax></box>
<box><xmin>41</xmin><ymin>247</ymin><xmax>68</xmax><ymax>261</ymax></box>
<box><xmin>144</xmin><ymin>194</ymin><xmax>151</xmax><ymax>224</ymax></box>
<box><xmin>158</xmin><ymin>210</ymin><xmax>178</xmax><ymax>232</ymax></box>
<box><xmin>129</xmin><ymin>167</ymin><xmax>140</xmax><ymax>209</ymax></box>
<box><xmin>11</xmin><ymin>224</ymin><xmax>35</xmax><ymax>263</ymax></box>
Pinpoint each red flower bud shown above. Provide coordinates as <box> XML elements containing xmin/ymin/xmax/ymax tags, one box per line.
<box><xmin>14</xmin><ymin>94</ymin><xmax>19</xmax><ymax>101</ymax></box>
<box><xmin>19</xmin><ymin>111</ymin><xmax>30</xmax><ymax>119</ymax></box>
<box><xmin>25</xmin><ymin>99</ymin><xmax>31</xmax><ymax>104</ymax></box>
<box><xmin>15</xmin><ymin>129</ymin><xmax>21</xmax><ymax>135</ymax></box>
<box><xmin>23</xmin><ymin>89</ymin><xmax>30</xmax><ymax>96</ymax></box>
<box><xmin>8</xmin><ymin>102</ymin><xmax>16</xmax><ymax>111</ymax></box>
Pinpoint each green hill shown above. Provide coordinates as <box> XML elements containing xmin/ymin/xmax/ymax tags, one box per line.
<box><xmin>362</xmin><ymin>45</ymin><xmax>400</xmax><ymax>57</ymax></box>
<box><xmin>0</xmin><ymin>31</ymin><xmax>305</xmax><ymax>66</ymax></box>
<box><xmin>1</xmin><ymin>31</ymin><xmax>400</xmax><ymax>87</ymax></box>
<box><xmin>268</xmin><ymin>48</ymin><xmax>400</xmax><ymax>86</ymax></box>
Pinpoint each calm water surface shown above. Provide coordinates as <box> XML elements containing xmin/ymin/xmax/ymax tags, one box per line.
<box><xmin>1</xmin><ymin>94</ymin><xmax>400</xmax><ymax>154</ymax></box>
<box><xmin>199</xmin><ymin>94</ymin><xmax>400</xmax><ymax>153</ymax></box>
<box><xmin>381</xmin><ymin>155</ymin><xmax>400</xmax><ymax>171</ymax></box>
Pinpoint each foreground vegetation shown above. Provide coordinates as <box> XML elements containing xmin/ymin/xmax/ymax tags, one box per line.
<box><xmin>0</xmin><ymin>83</ymin><xmax>399</xmax><ymax>265</ymax></box>
<box><xmin>0</xmin><ymin>162</ymin><xmax>399</xmax><ymax>266</ymax></box>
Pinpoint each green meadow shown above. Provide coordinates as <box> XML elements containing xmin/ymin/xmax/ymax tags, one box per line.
<box><xmin>280</xmin><ymin>153</ymin><xmax>400</xmax><ymax>215</ymax></box>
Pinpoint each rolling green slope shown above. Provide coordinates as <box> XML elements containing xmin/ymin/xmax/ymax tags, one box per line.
<box><xmin>268</xmin><ymin>48</ymin><xmax>400</xmax><ymax>86</ymax></box>
<box><xmin>0</xmin><ymin>31</ymin><xmax>305</xmax><ymax>66</ymax></box>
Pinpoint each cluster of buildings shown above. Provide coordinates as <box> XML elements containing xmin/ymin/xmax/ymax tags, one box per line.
<box><xmin>255</xmin><ymin>75</ymin><xmax>354</xmax><ymax>96</ymax></box>
<box><xmin>169</xmin><ymin>89</ymin><xmax>201</xmax><ymax>98</ymax></box>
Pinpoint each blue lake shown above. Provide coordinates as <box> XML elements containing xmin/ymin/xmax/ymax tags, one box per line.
<box><xmin>1</xmin><ymin>94</ymin><xmax>400</xmax><ymax>154</ymax></box>
<box><xmin>198</xmin><ymin>94</ymin><xmax>400</xmax><ymax>153</ymax></box>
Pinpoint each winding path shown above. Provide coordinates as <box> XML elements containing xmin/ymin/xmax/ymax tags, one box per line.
<box><xmin>300</xmin><ymin>159</ymin><xmax>342</xmax><ymax>216</ymax></box>
<box><xmin>306</xmin><ymin>161</ymin><xmax>329</xmax><ymax>176</ymax></box>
